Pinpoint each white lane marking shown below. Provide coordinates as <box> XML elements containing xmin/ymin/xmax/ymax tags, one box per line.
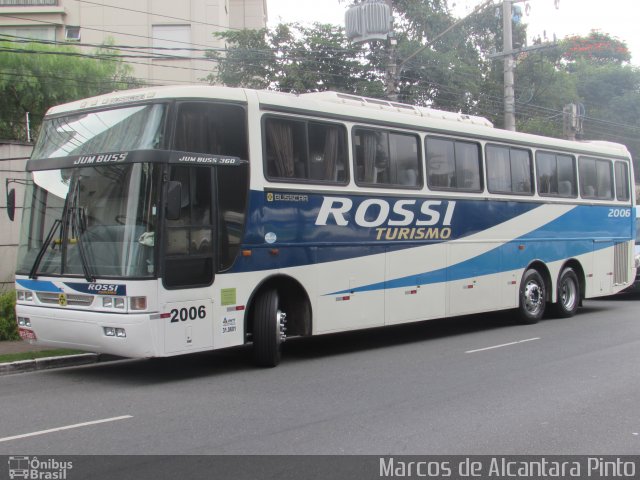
<box><xmin>465</xmin><ymin>337</ymin><xmax>541</xmax><ymax>354</ymax></box>
<box><xmin>0</xmin><ymin>415</ymin><xmax>133</xmax><ymax>443</ymax></box>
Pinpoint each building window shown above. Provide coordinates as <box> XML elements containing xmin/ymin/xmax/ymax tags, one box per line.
<box><xmin>152</xmin><ymin>25</ymin><xmax>191</xmax><ymax>58</ymax></box>
<box><xmin>64</xmin><ymin>26</ymin><xmax>80</xmax><ymax>41</ymax></box>
<box><xmin>0</xmin><ymin>0</ymin><xmax>58</xmax><ymax>5</ymax></box>
<box><xmin>0</xmin><ymin>25</ymin><xmax>55</xmax><ymax>41</ymax></box>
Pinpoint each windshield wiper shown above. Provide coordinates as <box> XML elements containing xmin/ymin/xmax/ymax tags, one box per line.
<box><xmin>69</xmin><ymin>178</ymin><xmax>95</xmax><ymax>283</ymax></box>
<box><xmin>29</xmin><ymin>219</ymin><xmax>62</xmax><ymax>279</ymax></box>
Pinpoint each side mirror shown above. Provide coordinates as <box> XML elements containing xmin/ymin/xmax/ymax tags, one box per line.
<box><xmin>6</xmin><ymin>188</ymin><xmax>15</xmax><ymax>222</ymax></box>
<box><xmin>165</xmin><ymin>181</ymin><xmax>182</xmax><ymax>221</ymax></box>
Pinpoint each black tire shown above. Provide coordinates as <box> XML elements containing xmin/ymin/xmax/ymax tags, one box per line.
<box><xmin>517</xmin><ymin>269</ymin><xmax>546</xmax><ymax>324</ymax></box>
<box><xmin>252</xmin><ymin>289</ymin><xmax>285</xmax><ymax>367</ymax></box>
<box><xmin>553</xmin><ymin>267</ymin><xmax>580</xmax><ymax>318</ymax></box>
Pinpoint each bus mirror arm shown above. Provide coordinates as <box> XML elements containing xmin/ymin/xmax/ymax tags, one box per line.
<box><xmin>165</xmin><ymin>181</ymin><xmax>182</xmax><ymax>221</ymax></box>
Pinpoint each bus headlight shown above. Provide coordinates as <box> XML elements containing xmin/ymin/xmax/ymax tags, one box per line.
<box><xmin>103</xmin><ymin>327</ymin><xmax>126</xmax><ymax>338</ymax></box>
<box><xmin>635</xmin><ymin>254</ymin><xmax>640</xmax><ymax>269</ymax></box>
<box><xmin>129</xmin><ymin>296</ymin><xmax>147</xmax><ymax>311</ymax></box>
<box><xmin>16</xmin><ymin>290</ymin><xmax>33</xmax><ymax>302</ymax></box>
<box><xmin>18</xmin><ymin>317</ymin><xmax>31</xmax><ymax>327</ymax></box>
<box><xmin>102</xmin><ymin>297</ymin><xmax>126</xmax><ymax>309</ymax></box>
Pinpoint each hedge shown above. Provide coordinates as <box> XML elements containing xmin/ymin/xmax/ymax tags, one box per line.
<box><xmin>0</xmin><ymin>290</ymin><xmax>19</xmax><ymax>341</ymax></box>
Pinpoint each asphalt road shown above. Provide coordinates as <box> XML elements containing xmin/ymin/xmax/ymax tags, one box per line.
<box><xmin>1</xmin><ymin>292</ymin><xmax>639</xmax><ymax>456</ymax></box>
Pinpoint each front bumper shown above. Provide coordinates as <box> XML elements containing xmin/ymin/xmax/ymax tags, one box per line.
<box><xmin>16</xmin><ymin>305</ymin><xmax>159</xmax><ymax>358</ymax></box>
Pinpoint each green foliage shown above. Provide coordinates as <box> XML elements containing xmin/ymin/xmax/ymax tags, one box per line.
<box><xmin>0</xmin><ymin>290</ymin><xmax>18</xmax><ymax>341</ymax></box>
<box><xmin>0</xmin><ymin>40</ymin><xmax>141</xmax><ymax>141</ymax></box>
<box><xmin>207</xmin><ymin>23</ymin><xmax>383</xmax><ymax>95</ymax></box>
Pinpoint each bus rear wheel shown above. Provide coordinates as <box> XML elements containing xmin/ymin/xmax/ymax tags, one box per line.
<box><xmin>517</xmin><ymin>269</ymin><xmax>546</xmax><ymax>324</ymax></box>
<box><xmin>252</xmin><ymin>289</ymin><xmax>286</xmax><ymax>367</ymax></box>
<box><xmin>553</xmin><ymin>267</ymin><xmax>579</xmax><ymax>318</ymax></box>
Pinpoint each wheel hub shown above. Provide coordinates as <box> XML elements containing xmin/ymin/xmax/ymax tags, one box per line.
<box><xmin>524</xmin><ymin>282</ymin><xmax>543</xmax><ymax>314</ymax></box>
<box><xmin>277</xmin><ymin>311</ymin><xmax>287</xmax><ymax>342</ymax></box>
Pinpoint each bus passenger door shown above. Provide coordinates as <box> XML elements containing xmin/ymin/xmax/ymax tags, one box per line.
<box><xmin>161</xmin><ymin>165</ymin><xmax>215</xmax><ymax>354</ymax></box>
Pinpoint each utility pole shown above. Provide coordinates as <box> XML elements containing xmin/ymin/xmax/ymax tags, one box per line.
<box><xmin>488</xmin><ymin>1</ymin><xmax>558</xmax><ymax>132</ymax></box>
<box><xmin>502</xmin><ymin>0</ymin><xmax>516</xmax><ymax>131</ymax></box>
<box><xmin>385</xmin><ymin>0</ymin><xmax>398</xmax><ymax>101</ymax></box>
<box><xmin>563</xmin><ymin>103</ymin><xmax>584</xmax><ymax>141</ymax></box>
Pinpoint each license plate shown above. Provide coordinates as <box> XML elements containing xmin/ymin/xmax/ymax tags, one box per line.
<box><xmin>18</xmin><ymin>328</ymin><xmax>37</xmax><ymax>341</ymax></box>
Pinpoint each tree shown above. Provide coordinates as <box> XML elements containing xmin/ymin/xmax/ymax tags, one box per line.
<box><xmin>511</xmin><ymin>31</ymin><xmax>640</xmax><ymax>177</ymax></box>
<box><xmin>207</xmin><ymin>1</ymin><xmax>504</xmax><ymax>113</ymax></box>
<box><xmin>561</xmin><ymin>31</ymin><xmax>631</xmax><ymax>65</ymax></box>
<box><xmin>0</xmin><ymin>40</ymin><xmax>140</xmax><ymax>141</ymax></box>
<box><xmin>206</xmin><ymin>5</ymin><xmax>640</xmax><ymax>179</ymax></box>
<box><xmin>206</xmin><ymin>23</ymin><xmax>385</xmax><ymax>97</ymax></box>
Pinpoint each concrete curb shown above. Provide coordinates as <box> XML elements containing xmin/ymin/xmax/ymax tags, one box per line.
<box><xmin>0</xmin><ymin>353</ymin><xmax>101</xmax><ymax>375</ymax></box>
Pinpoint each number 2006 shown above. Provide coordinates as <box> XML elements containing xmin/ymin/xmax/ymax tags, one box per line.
<box><xmin>170</xmin><ymin>306</ymin><xmax>206</xmax><ymax>322</ymax></box>
<box><xmin>608</xmin><ymin>208</ymin><xmax>631</xmax><ymax>218</ymax></box>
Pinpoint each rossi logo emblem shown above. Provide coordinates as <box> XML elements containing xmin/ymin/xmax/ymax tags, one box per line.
<box><xmin>58</xmin><ymin>293</ymin><xmax>68</xmax><ymax>307</ymax></box>
<box><xmin>315</xmin><ymin>196</ymin><xmax>457</xmax><ymax>240</ymax></box>
<box><xmin>267</xmin><ymin>192</ymin><xmax>274</xmax><ymax>202</ymax></box>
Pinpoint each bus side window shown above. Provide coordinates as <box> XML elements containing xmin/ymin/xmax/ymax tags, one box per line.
<box><xmin>536</xmin><ymin>151</ymin><xmax>576</xmax><ymax>198</ymax></box>
<box><xmin>614</xmin><ymin>161</ymin><xmax>630</xmax><ymax>202</ymax></box>
<box><xmin>486</xmin><ymin>145</ymin><xmax>533</xmax><ymax>195</ymax></box>
<box><xmin>174</xmin><ymin>102</ymin><xmax>247</xmax><ymax>159</ymax></box>
<box><xmin>264</xmin><ymin>118</ymin><xmax>307</xmax><ymax>179</ymax></box>
<box><xmin>580</xmin><ymin>157</ymin><xmax>613</xmax><ymax>200</ymax></box>
<box><xmin>264</xmin><ymin>117</ymin><xmax>348</xmax><ymax>184</ymax></box>
<box><xmin>308</xmin><ymin>122</ymin><xmax>348</xmax><ymax>182</ymax></box>
<box><xmin>426</xmin><ymin>137</ymin><xmax>481</xmax><ymax>192</ymax></box>
<box><xmin>354</xmin><ymin>128</ymin><xmax>421</xmax><ymax>188</ymax></box>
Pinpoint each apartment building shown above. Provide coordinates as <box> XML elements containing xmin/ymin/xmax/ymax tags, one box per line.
<box><xmin>0</xmin><ymin>0</ymin><xmax>268</xmax><ymax>85</ymax></box>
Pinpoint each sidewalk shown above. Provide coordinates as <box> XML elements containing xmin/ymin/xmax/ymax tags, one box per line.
<box><xmin>0</xmin><ymin>339</ymin><xmax>101</xmax><ymax>375</ymax></box>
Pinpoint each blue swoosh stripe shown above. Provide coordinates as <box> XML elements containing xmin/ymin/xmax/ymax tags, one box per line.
<box><xmin>16</xmin><ymin>279</ymin><xmax>63</xmax><ymax>293</ymax></box>
<box><xmin>328</xmin><ymin>206</ymin><xmax>624</xmax><ymax>295</ymax></box>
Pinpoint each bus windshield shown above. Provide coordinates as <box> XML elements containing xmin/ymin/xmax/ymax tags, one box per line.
<box><xmin>16</xmin><ymin>163</ymin><xmax>160</xmax><ymax>279</ymax></box>
<box><xmin>32</xmin><ymin>103</ymin><xmax>165</xmax><ymax>159</ymax></box>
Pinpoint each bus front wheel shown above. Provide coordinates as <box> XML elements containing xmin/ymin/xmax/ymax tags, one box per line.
<box><xmin>252</xmin><ymin>289</ymin><xmax>286</xmax><ymax>367</ymax></box>
<box><xmin>553</xmin><ymin>267</ymin><xmax>579</xmax><ymax>318</ymax></box>
<box><xmin>517</xmin><ymin>269</ymin><xmax>546</xmax><ymax>324</ymax></box>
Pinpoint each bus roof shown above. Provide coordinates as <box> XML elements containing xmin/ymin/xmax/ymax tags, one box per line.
<box><xmin>45</xmin><ymin>85</ymin><xmax>631</xmax><ymax>160</ymax></box>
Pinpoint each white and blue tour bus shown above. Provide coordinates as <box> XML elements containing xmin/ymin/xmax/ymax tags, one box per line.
<box><xmin>7</xmin><ymin>86</ymin><xmax>637</xmax><ymax>366</ymax></box>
